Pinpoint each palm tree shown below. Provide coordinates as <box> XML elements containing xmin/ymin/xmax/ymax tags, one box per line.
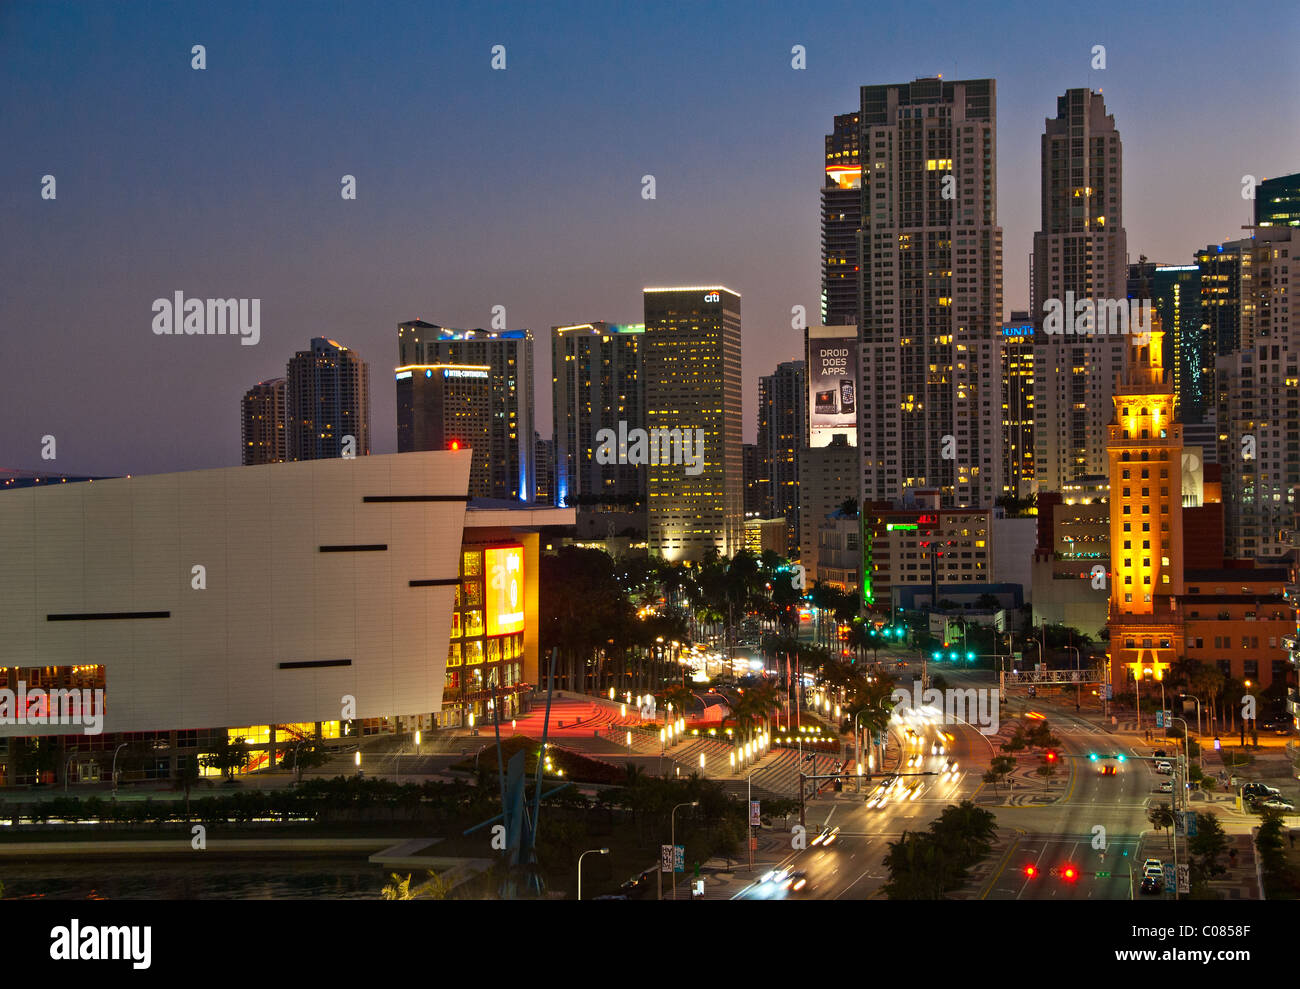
<box><xmin>381</xmin><ymin>870</ymin><xmax>451</xmax><ymax>900</ymax></box>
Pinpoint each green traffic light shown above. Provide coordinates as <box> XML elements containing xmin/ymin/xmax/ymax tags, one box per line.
<box><xmin>1088</xmin><ymin>753</ymin><xmax>1098</xmax><ymax>761</ymax></box>
<box><xmin>1117</xmin><ymin>753</ymin><xmax>1126</xmax><ymax>762</ymax></box>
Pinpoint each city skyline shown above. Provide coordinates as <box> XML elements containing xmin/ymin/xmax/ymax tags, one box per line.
<box><xmin>4</xmin><ymin>1</ymin><xmax>1297</xmax><ymax>476</ymax></box>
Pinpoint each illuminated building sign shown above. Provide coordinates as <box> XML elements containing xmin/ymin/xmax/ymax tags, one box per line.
<box><xmin>886</xmin><ymin>523</ymin><xmax>918</xmax><ymax>531</ymax></box>
<box><xmin>444</xmin><ymin>368</ymin><xmax>489</xmax><ymax>379</ymax></box>
<box><xmin>809</xmin><ymin>333</ymin><xmax>858</xmax><ymax>448</ymax></box>
<box><xmin>703</xmin><ymin>292</ymin><xmax>720</xmax><ymax>302</ymax></box>
<box><xmin>485</xmin><ymin>546</ymin><xmax>525</xmax><ymax>637</ymax></box>
<box><xmin>916</xmin><ymin>514</ymin><xmax>938</xmax><ymax>525</ymax></box>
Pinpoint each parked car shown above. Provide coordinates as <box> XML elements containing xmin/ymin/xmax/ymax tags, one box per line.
<box><xmin>1241</xmin><ymin>782</ymin><xmax>1281</xmax><ymax>799</ymax></box>
<box><xmin>1254</xmin><ymin>796</ymin><xmax>1295</xmax><ymax>812</ymax></box>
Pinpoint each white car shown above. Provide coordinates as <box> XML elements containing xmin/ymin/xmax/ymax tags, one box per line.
<box><xmin>1156</xmin><ymin>779</ymin><xmax>1173</xmax><ymax>793</ymax></box>
<box><xmin>1143</xmin><ymin>863</ymin><xmax>1163</xmax><ymax>879</ymax></box>
<box><xmin>1155</xmin><ymin>761</ymin><xmax>1173</xmax><ymax>775</ymax></box>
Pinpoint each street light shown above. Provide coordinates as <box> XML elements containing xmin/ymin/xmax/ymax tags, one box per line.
<box><xmin>111</xmin><ymin>742</ymin><xmax>128</xmax><ymax>798</ymax></box>
<box><xmin>577</xmin><ymin>847</ymin><xmax>609</xmax><ymax>900</ymax></box>
<box><xmin>1180</xmin><ymin>693</ymin><xmax>1204</xmax><ymax>736</ymax></box>
<box><xmin>669</xmin><ymin>801</ymin><xmax>699</xmax><ymax>900</ymax></box>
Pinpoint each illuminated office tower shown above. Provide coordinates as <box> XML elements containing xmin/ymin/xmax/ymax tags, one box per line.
<box><xmin>1000</xmin><ymin>313</ymin><xmax>1035</xmax><ymax>499</ymax></box>
<box><xmin>643</xmin><ymin>287</ymin><xmax>743</xmax><ymax>561</ymax></box>
<box><xmin>1198</xmin><ymin>239</ymin><xmax>1251</xmax><ymax>360</ymax></box>
<box><xmin>240</xmin><ymin>377</ymin><xmax>286</xmax><ymax>465</ymax></box>
<box><xmin>285</xmin><ymin>338</ymin><xmax>370</xmax><ymax>461</ymax></box>
<box><xmin>856</xmin><ymin>77</ymin><xmax>1002</xmax><ymax>507</ymax></box>
<box><xmin>1031</xmin><ymin>89</ymin><xmax>1128</xmax><ymax>491</ymax></box>
<box><xmin>758</xmin><ymin>361</ymin><xmax>807</xmax><ymax>547</ymax></box>
<box><xmin>1126</xmin><ymin>261</ymin><xmax>1206</xmax><ymax>423</ymax></box>
<box><xmin>396</xmin><ymin>362</ymin><xmax>493</xmax><ymax>498</ymax></box>
<box><xmin>550</xmin><ymin>322</ymin><xmax>644</xmax><ymax>508</ymax></box>
<box><xmin>822</xmin><ymin>111</ymin><xmax>861</xmax><ymax>326</ymax></box>
<box><xmin>1256</xmin><ymin>172</ymin><xmax>1300</xmax><ymax>228</ymax></box>
<box><xmin>1214</xmin><ymin>228</ymin><xmax>1298</xmax><ymax>561</ymax></box>
<box><xmin>397</xmin><ymin>320</ymin><xmax>535</xmax><ymax>502</ymax></box>
<box><xmin>1105</xmin><ymin>315</ymin><xmax>1184</xmax><ymax>692</ymax></box>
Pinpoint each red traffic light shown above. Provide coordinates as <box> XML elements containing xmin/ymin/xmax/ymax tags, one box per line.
<box><xmin>1062</xmin><ymin>865</ymin><xmax>1077</xmax><ymax>881</ymax></box>
<box><xmin>1024</xmin><ymin>865</ymin><xmax>1037</xmax><ymax>878</ymax></box>
<box><xmin>1045</xmin><ymin>750</ymin><xmax>1058</xmax><ymax>763</ymax></box>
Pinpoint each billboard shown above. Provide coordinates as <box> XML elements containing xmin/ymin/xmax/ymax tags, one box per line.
<box><xmin>485</xmin><ymin>545</ymin><xmax>525</xmax><ymax>636</ymax></box>
<box><xmin>808</xmin><ymin>332</ymin><xmax>858</xmax><ymax>447</ymax></box>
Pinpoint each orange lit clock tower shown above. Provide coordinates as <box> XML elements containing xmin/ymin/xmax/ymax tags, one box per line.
<box><xmin>1105</xmin><ymin>315</ymin><xmax>1185</xmax><ymax>697</ymax></box>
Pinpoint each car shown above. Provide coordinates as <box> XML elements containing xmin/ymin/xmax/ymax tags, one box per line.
<box><xmin>1152</xmin><ymin>749</ymin><xmax>1168</xmax><ymax>758</ymax></box>
<box><xmin>759</xmin><ymin>866</ymin><xmax>792</xmax><ymax>886</ymax></box>
<box><xmin>783</xmin><ymin>870</ymin><xmax>809</xmax><ymax>892</ymax></box>
<box><xmin>1156</xmin><ymin>780</ymin><xmax>1173</xmax><ymax>792</ymax></box>
<box><xmin>811</xmin><ymin>825</ymin><xmax>841</xmax><ymax>847</ymax></box>
<box><xmin>1241</xmin><ymin>782</ymin><xmax>1281</xmax><ymax>799</ymax></box>
<box><xmin>1142</xmin><ymin>858</ymin><xmax>1162</xmax><ymax>872</ymax></box>
<box><xmin>1100</xmin><ymin>762</ymin><xmax>1118</xmax><ymax>776</ymax></box>
<box><xmin>1155</xmin><ymin>761</ymin><xmax>1173</xmax><ymax>775</ymax></box>
<box><xmin>1143</xmin><ymin>863</ymin><xmax>1163</xmax><ymax>879</ymax></box>
<box><xmin>1140</xmin><ymin>875</ymin><xmax>1164</xmax><ymax>895</ymax></box>
<box><xmin>1255</xmin><ymin>796</ymin><xmax>1296</xmax><ymax>812</ymax></box>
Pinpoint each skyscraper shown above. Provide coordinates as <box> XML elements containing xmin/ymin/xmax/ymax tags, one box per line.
<box><xmin>856</xmin><ymin>77</ymin><xmax>1003</xmax><ymax>508</ymax></box>
<box><xmin>398</xmin><ymin>321</ymin><xmax>536</xmax><ymax>502</ymax></box>
<box><xmin>240</xmin><ymin>377</ymin><xmax>286</xmax><ymax>465</ymax></box>
<box><xmin>1105</xmin><ymin>316</ymin><xmax>1184</xmax><ymax>690</ymax></box>
<box><xmin>999</xmin><ymin>313</ymin><xmax>1035</xmax><ymax>499</ymax></box>
<box><xmin>1198</xmin><ymin>239</ymin><xmax>1250</xmax><ymax>360</ymax></box>
<box><xmin>1256</xmin><ymin>172</ymin><xmax>1300</xmax><ymax>228</ymax></box>
<box><xmin>395</xmin><ymin>362</ymin><xmax>493</xmax><ymax>497</ymax></box>
<box><xmin>643</xmin><ymin>287</ymin><xmax>743</xmax><ymax>561</ymax></box>
<box><xmin>550</xmin><ymin>322</ymin><xmax>644</xmax><ymax>508</ymax></box>
<box><xmin>758</xmin><ymin>360</ymin><xmax>807</xmax><ymax>547</ymax></box>
<box><xmin>1214</xmin><ymin>227</ymin><xmax>1298</xmax><ymax>561</ymax></box>
<box><xmin>285</xmin><ymin>339</ymin><xmax>370</xmax><ymax>461</ymax></box>
<box><xmin>1126</xmin><ymin>262</ymin><xmax>1206</xmax><ymax>423</ymax></box>
<box><xmin>822</xmin><ymin>111</ymin><xmax>861</xmax><ymax>327</ymax></box>
<box><xmin>1032</xmin><ymin>88</ymin><xmax>1128</xmax><ymax>492</ymax></box>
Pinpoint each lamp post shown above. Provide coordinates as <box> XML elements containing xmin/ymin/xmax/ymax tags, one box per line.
<box><xmin>852</xmin><ymin>709</ymin><xmax>869</xmax><ymax>793</ymax></box>
<box><xmin>1168</xmin><ymin>715</ymin><xmax>1192</xmax><ymax>901</ymax></box>
<box><xmin>669</xmin><ymin>800</ymin><xmax>699</xmax><ymax>900</ymax></box>
<box><xmin>111</xmin><ymin>742</ymin><xmax>128</xmax><ymax>798</ymax></box>
<box><xmin>578</xmin><ymin>847</ymin><xmax>609</xmax><ymax>900</ymax></box>
<box><xmin>1180</xmin><ymin>693</ymin><xmax>1204</xmax><ymax>737</ymax></box>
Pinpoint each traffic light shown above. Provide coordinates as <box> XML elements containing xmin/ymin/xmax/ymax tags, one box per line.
<box><xmin>965</xmin><ymin>652</ymin><xmax>975</xmax><ymax>661</ymax></box>
<box><xmin>1062</xmin><ymin>865</ymin><xmax>1078</xmax><ymax>882</ymax></box>
<box><xmin>1116</xmin><ymin>753</ymin><xmax>1126</xmax><ymax>763</ymax></box>
<box><xmin>1045</xmin><ymin>750</ymin><xmax>1058</xmax><ymax>764</ymax></box>
<box><xmin>1024</xmin><ymin>865</ymin><xmax>1037</xmax><ymax>879</ymax></box>
<box><xmin>1088</xmin><ymin>753</ymin><xmax>1099</xmax><ymax>762</ymax></box>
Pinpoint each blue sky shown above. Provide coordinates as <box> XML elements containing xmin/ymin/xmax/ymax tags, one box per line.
<box><xmin>2</xmin><ymin>0</ymin><xmax>1296</xmax><ymax>474</ymax></box>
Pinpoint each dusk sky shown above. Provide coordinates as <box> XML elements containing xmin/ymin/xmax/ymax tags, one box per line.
<box><xmin>3</xmin><ymin>0</ymin><xmax>1297</xmax><ymax>477</ymax></box>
